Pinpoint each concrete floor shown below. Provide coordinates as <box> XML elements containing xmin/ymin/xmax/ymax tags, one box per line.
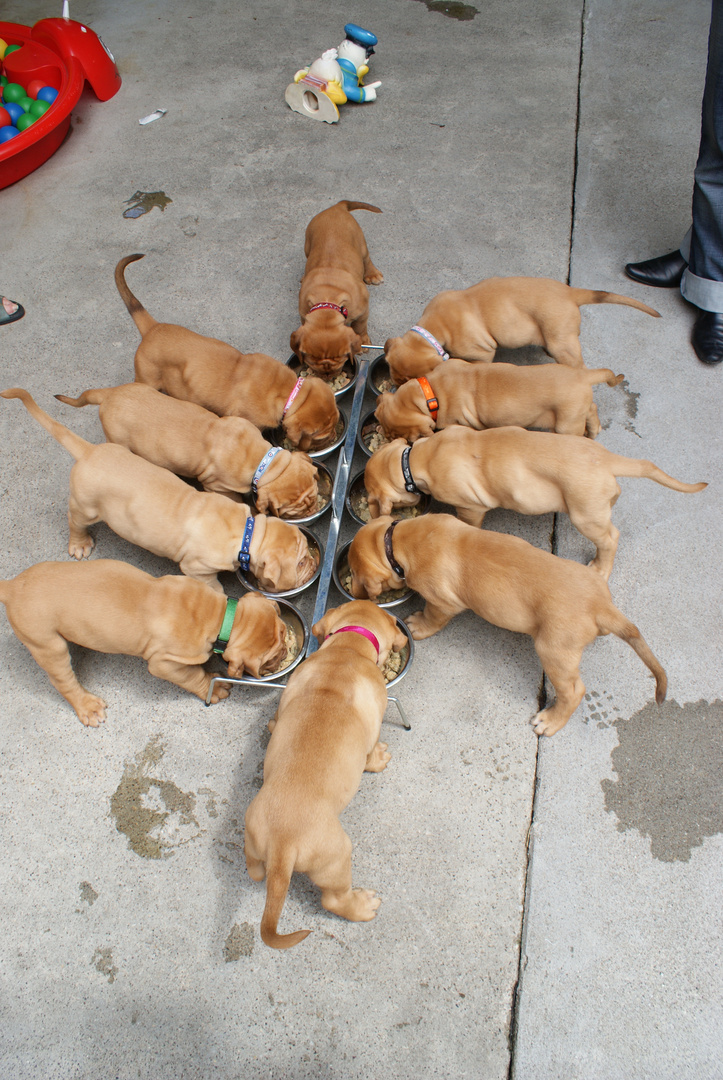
<box><xmin>0</xmin><ymin>1</ymin><xmax>720</xmax><ymax>1078</ymax></box>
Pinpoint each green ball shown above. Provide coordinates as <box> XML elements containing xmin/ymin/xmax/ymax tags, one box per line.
<box><xmin>29</xmin><ymin>99</ymin><xmax>51</xmax><ymax>118</ymax></box>
<box><xmin>2</xmin><ymin>82</ymin><xmax>25</xmax><ymax>104</ymax></box>
<box><xmin>18</xmin><ymin>96</ymin><xmax>34</xmax><ymax>113</ymax></box>
<box><xmin>4</xmin><ymin>44</ymin><xmax>21</xmax><ymax>57</ymax></box>
<box><xmin>16</xmin><ymin>112</ymin><xmax>36</xmax><ymax>132</ymax></box>
<box><xmin>0</xmin><ymin>76</ymin><xmax>7</xmax><ymax>88</ymax></box>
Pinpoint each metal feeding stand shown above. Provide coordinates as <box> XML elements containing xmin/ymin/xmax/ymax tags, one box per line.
<box><xmin>205</xmin><ymin>352</ymin><xmax>411</xmax><ymax>730</ymax></box>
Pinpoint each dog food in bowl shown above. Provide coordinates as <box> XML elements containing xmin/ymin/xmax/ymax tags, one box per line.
<box><xmin>243</xmin><ymin>599</ymin><xmax>309</xmax><ymax>682</ymax></box>
<box><xmin>357</xmin><ymin>410</ymin><xmax>393</xmax><ymax>458</ymax></box>
<box><xmin>345</xmin><ymin>469</ymin><xmax>430</xmax><ymax>525</ymax></box>
<box><xmin>236</xmin><ymin>527</ymin><xmax>323</xmax><ymax>599</ymax></box>
<box><xmin>286</xmin><ymin>354</ymin><xmax>359</xmax><ymax>398</ymax></box>
<box><xmin>367</xmin><ymin>355</ymin><xmax>395</xmax><ymax>396</ymax></box>
<box><xmin>333</xmin><ymin>542</ymin><xmax>413</xmax><ymax>609</ymax></box>
<box><xmin>251</xmin><ymin>460</ymin><xmax>333</xmax><ymax>524</ymax></box>
<box><xmin>270</xmin><ymin>413</ymin><xmax>347</xmax><ymax>461</ymax></box>
<box><xmin>383</xmin><ymin>618</ymin><xmax>414</xmax><ymax>688</ymax></box>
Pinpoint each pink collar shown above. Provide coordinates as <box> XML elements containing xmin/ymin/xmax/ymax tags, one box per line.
<box><xmin>282</xmin><ymin>376</ymin><xmax>305</xmax><ymax>417</ymax></box>
<box><xmin>308</xmin><ymin>301</ymin><xmax>349</xmax><ymax>320</ymax></box>
<box><xmin>328</xmin><ymin>625</ymin><xmax>380</xmax><ymax>657</ymax></box>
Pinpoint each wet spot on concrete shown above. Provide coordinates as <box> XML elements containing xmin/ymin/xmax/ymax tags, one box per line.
<box><xmin>600</xmin><ymin>378</ymin><xmax>641</xmax><ymax>436</ymax></box>
<box><xmin>123</xmin><ymin>190</ymin><xmax>173</xmax><ymax>218</ymax></box>
<box><xmin>199</xmin><ymin>787</ymin><xmax>220</xmax><ymax>818</ymax></box>
<box><xmin>110</xmin><ymin>736</ymin><xmax>201</xmax><ymax>859</ymax></box>
<box><xmin>92</xmin><ymin>947</ymin><xmax>118</xmax><ymax>983</ymax></box>
<box><xmin>602</xmin><ymin>698</ymin><xmax>723</xmax><ymax>862</ymax></box>
<box><xmin>79</xmin><ymin>881</ymin><xmax>98</xmax><ymax>906</ymax></box>
<box><xmin>412</xmin><ymin>0</ymin><xmax>478</xmax><ymax>19</ymax></box>
<box><xmin>223</xmin><ymin>922</ymin><xmax>254</xmax><ymax>961</ymax></box>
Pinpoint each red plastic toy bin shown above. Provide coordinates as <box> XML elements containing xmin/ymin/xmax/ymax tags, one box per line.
<box><xmin>0</xmin><ymin>18</ymin><xmax>121</xmax><ymax>191</ymax></box>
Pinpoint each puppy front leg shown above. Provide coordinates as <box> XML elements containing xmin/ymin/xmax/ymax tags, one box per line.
<box><xmin>178</xmin><ymin>561</ymin><xmax>225</xmax><ymax>594</ymax></box>
<box><xmin>406</xmin><ymin>601</ymin><xmax>457</xmax><ymax>640</ymax></box>
<box><xmin>24</xmin><ymin>633</ymin><xmax>107</xmax><ymax>726</ymax></box>
<box><xmin>67</xmin><ymin>496</ymin><xmax>97</xmax><ymax>560</ymax></box>
<box><xmin>456</xmin><ymin>505</ymin><xmax>489</xmax><ymax>528</ymax></box>
<box><xmin>365</xmin><ymin>741</ymin><xmax>391</xmax><ymax>772</ymax></box>
<box><xmin>351</xmin><ymin>312</ymin><xmax>371</xmax><ymax>347</ymax></box>
<box><xmin>362</xmin><ymin>252</ymin><xmax>384</xmax><ymax>285</ymax></box>
<box><xmin>146</xmin><ymin>656</ymin><xmax>230</xmax><ymax>703</ymax></box>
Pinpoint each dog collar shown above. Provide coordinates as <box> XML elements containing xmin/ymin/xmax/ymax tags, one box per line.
<box><xmin>237</xmin><ymin>516</ymin><xmax>255</xmax><ymax>573</ymax></box>
<box><xmin>212</xmin><ymin>597</ymin><xmax>239</xmax><ymax>655</ymax></box>
<box><xmin>400</xmin><ymin>445</ymin><xmax>421</xmax><ymax>494</ymax></box>
<box><xmin>384</xmin><ymin>520</ymin><xmax>405</xmax><ymax>579</ymax></box>
<box><xmin>410</xmin><ymin>325</ymin><xmax>449</xmax><ymax>361</ymax></box>
<box><xmin>416</xmin><ymin>376</ymin><xmax>439</xmax><ymax>422</ymax></box>
<box><xmin>282</xmin><ymin>377</ymin><xmax>305</xmax><ymax>417</ymax></box>
<box><xmin>252</xmin><ymin>446</ymin><xmax>283</xmax><ymax>494</ymax></box>
<box><xmin>328</xmin><ymin>625</ymin><xmax>380</xmax><ymax>657</ymax></box>
<box><xmin>309</xmin><ymin>301</ymin><xmax>349</xmax><ymax>320</ymax></box>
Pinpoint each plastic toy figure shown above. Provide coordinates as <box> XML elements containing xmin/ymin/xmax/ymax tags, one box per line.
<box><xmin>285</xmin><ymin>23</ymin><xmax>380</xmax><ymax>124</ymax></box>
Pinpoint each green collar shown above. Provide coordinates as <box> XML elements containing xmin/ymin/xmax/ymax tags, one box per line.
<box><xmin>212</xmin><ymin>598</ymin><xmax>239</xmax><ymax>655</ymax></box>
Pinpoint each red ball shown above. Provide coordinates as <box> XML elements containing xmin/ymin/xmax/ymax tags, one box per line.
<box><xmin>27</xmin><ymin>79</ymin><xmax>45</xmax><ymax>99</ymax></box>
<box><xmin>0</xmin><ymin>106</ymin><xmax>10</xmax><ymax>127</ymax></box>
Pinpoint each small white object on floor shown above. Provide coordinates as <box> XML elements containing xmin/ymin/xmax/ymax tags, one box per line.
<box><xmin>139</xmin><ymin>109</ymin><xmax>167</xmax><ymax>126</ymax></box>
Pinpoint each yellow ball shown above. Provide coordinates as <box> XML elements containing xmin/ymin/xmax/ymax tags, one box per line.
<box><xmin>0</xmin><ymin>38</ymin><xmax>7</xmax><ymax>60</ymax></box>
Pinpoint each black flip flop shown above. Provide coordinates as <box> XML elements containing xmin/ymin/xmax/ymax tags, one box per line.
<box><xmin>0</xmin><ymin>299</ymin><xmax>25</xmax><ymax>326</ymax></box>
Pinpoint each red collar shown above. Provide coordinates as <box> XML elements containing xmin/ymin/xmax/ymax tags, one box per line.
<box><xmin>308</xmin><ymin>301</ymin><xmax>349</xmax><ymax>320</ymax></box>
<box><xmin>416</xmin><ymin>376</ymin><xmax>439</xmax><ymax>422</ymax></box>
<box><xmin>328</xmin><ymin>625</ymin><xmax>380</xmax><ymax>656</ymax></box>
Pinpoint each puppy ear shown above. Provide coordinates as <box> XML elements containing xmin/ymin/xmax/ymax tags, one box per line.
<box><xmin>383</xmin><ymin>338</ymin><xmax>395</xmax><ymax>354</ymax></box>
<box><xmin>254</xmin><ymin>486</ymin><xmax>271</xmax><ymax>514</ymax></box>
<box><xmin>312</xmin><ymin>607</ymin><xmax>337</xmax><ymax>641</ymax></box>
<box><xmin>350</xmin><ymin>333</ymin><xmax>363</xmax><ymax>357</ymax></box>
<box><xmin>392</xmin><ymin>626</ymin><xmax>408</xmax><ymax>652</ymax></box>
<box><xmin>290</xmin><ymin>328</ymin><xmax>303</xmax><ymax>356</ymax></box>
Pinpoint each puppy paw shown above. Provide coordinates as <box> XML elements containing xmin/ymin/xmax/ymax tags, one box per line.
<box><xmin>364</xmin><ymin>270</ymin><xmax>384</xmax><ymax>285</ymax></box>
<box><xmin>208</xmin><ymin>685</ymin><xmax>231</xmax><ymax>704</ymax></box>
<box><xmin>531</xmin><ymin>710</ymin><xmax>565</xmax><ymax>738</ymax></box>
<box><xmin>365</xmin><ymin>741</ymin><xmax>392</xmax><ymax>772</ymax></box>
<box><xmin>406</xmin><ymin>612</ymin><xmax>435</xmax><ymax>640</ymax></box>
<box><xmin>76</xmin><ymin>695</ymin><xmax>107</xmax><ymax>727</ymax></box>
<box><xmin>68</xmin><ymin>536</ymin><xmax>95</xmax><ymax>560</ymax></box>
<box><xmin>350</xmin><ymin>888</ymin><xmax>382</xmax><ymax>921</ymax></box>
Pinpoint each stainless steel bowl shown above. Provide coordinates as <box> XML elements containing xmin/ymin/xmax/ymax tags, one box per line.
<box><xmin>249</xmin><ymin>459</ymin><xmax>333</xmax><ymax>526</ymax></box>
<box><xmin>333</xmin><ymin>540</ymin><xmax>414</xmax><ymax>609</ymax></box>
<box><xmin>286</xmin><ymin>353</ymin><xmax>360</xmax><ymax>399</ymax></box>
<box><xmin>241</xmin><ymin>598</ymin><xmax>309</xmax><ymax>683</ymax></box>
<box><xmin>266</xmin><ymin>410</ymin><xmax>347</xmax><ymax>462</ymax></box>
<box><xmin>384</xmin><ymin>617</ymin><xmax>414</xmax><ymax>689</ymax></box>
<box><xmin>357</xmin><ymin>409</ymin><xmax>393</xmax><ymax>459</ymax></box>
<box><xmin>345</xmin><ymin>467</ymin><xmax>431</xmax><ymax>526</ymax></box>
<box><xmin>236</xmin><ymin>525</ymin><xmax>323</xmax><ymax>599</ymax></box>
<box><xmin>367</xmin><ymin>353</ymin><xmax>396</xmax><ymax>396</ymax></box>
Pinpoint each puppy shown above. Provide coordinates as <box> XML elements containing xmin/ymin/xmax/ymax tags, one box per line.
<box><xmin>348</xmin><ymin>515</ymin><xmax>667</xmax><ymax>737</ymax></box>
<box><xmin>0</xmin><ymin>560</ymin><xmax>287</xmax><ymax>726</ymax></box>
<box><xmin>245</xmin><ymin>600</ymin><xmax>407</xmax><ymax>949</ymax></box>
<box><xmin>291</xmin><ymin>200</ymin><xmax>383</xmax><ymax>376</ymax></box>
<box><xmin>2</xmin><ymin>389</ymin><xmax>318</xmax><ymax>594</ymax></box>
<box><xmin>384</xmin><ymin>276</ymin><xmax>660</xmax><ymax>385</ymax></box>
<box><xmin>55</xmin><ymin>383</ymin><xmax>319</xmax><ymax>518</ymax></box>
<box><xmin>374</xmin><ymin>358</ymin><xmax>624</xmax><ymax>442</ymax></box>
<box><xmin>364</xmin><ymin>428</ymin><xmax>707</xmax><ymax>580</ymax></box>
<box><xmin>115</xmin><ymin>254</ymin><xmax>339</xmax><ymax>452</ymax></box>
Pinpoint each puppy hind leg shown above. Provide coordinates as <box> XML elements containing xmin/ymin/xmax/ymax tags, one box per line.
<box><xmin>567</xmin><ymin>503</ymin><xmax>620</xmax><ymax>581</ymax></box>
<box><xmin>456</xmin><ymin>505</ymin><xmax>488</xmax><ymax>528</ymax></box>
<box><xmin>544</xmin><ymin>335</ymin><xmax>585</xmax><ymax>369</ymax></box>
<box><xmin>365</xmin><ymin>741</ymin><xmax>391</xmax><ymax>772</ymax></box>
<box><xmin>67</xmin><ymin>496</ymin><xmax>97</xmax><ymax>560</ymax></box>
<box><xmin>25</xmin><ymin>633</ymin><xmax>107</xmax><ymax>725</ymax></box>
<box><xmin>531</xmin><ymin>641</ymin><xmax>587</xmax><ymax>737</ymax></box>
<box><xmin>312</xmin><ymin>824</ymin><xmax>381</xmax><ymax>923</ymax></box>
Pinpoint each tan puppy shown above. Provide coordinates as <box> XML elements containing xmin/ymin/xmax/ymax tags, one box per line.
<box><xmin>55</xmin><ymin>383</ymin><xmax>319</xmax><ymax>518</ymax></box>
<box><xmin>364</xmin><ymin>428</ymin><xmax>707</xmax><ymax>580</ymax></box>
<box><xmin>291</xmin><ymin>200</ymin><xmax>384</xmax><ymax>376</ymax></box>
<box><xmin>384</xmin><ymin>276</ymin><xmax>660</xmax><ymax>385</ymax></box>
<box><xmin>374</xmin><ymin>358</ymin><xmax>624</xmax><ymax>442</ymax></box>
<box><xmin>1</xmin><ymin>390</ymin><xmax>317</xmax><ymax>594</ymax></box>
<box><xmin>348</xmin><ymin>515</ymin><xmax>666</xmax><ymax>737</ymax></box>
<box><xmin>245</xmin><ymin>600</ymin><xmax>408</xmax><ymax>949</ymax></box>
<box><xmin>115</xmin><ymin>254</ymin><xmax>339</xmax><ymax>452</ymax></box>
<box><xmin>0</xmin><ymin>560</ymin><xmax>287</xmax><ymax>726</ymax></box>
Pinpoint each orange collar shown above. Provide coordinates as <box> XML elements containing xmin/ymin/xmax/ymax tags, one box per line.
<box><xmin>416</xmin><ymin>376</ymin><xmax>438</xmax><ymax>422</ymax></box>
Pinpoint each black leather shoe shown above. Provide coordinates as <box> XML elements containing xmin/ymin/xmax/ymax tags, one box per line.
<box><xmin>692</xmin><ymin>310</ymin><xmax>723</xmax><ymax>365</ymax></box>
<box><xmin>624</xmin><ymin>249</ymin><xmax>687</xmax><ymax>288</ymax></box>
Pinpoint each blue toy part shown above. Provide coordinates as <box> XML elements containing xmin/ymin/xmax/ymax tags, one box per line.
<box><xmin>4</xmin><ymin>101</ymin><xmax>23</xmax><ymax>124</ymax></box>
<box><xmin>0</xmin><ymin>124</ymin><xmax>19</xmax><ymax>141</ymax></box>
<box><xmin>344</xmin><ymin>24</ymin><xmax>378</xmax><ymax>51</ymax></box>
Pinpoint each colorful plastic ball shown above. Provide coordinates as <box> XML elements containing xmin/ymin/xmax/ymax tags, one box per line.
<box><xmin>4</xmin><ymin>101</ymin><xmax>23</xmax><ymax>125</ymax></box>
<box><xmin>0</xmin><ymin>38</ymin><xmax>8</xmax><ymax>60</ymax></box>
<box><xmin>18</xmin><ymin>96</ymin><xmax>34</xmax><ymax>113</ymax></box>
<box><xmin>37</xmin><ymin>86</ymin><xmax>58</xmax><ymax>105</ymax></box>
<box><xmin>0</xmin><ymin>106</ymin><xmax>10</xmax><ymax>126</ymax></box>
<box><xmin>29</xmin><ymin>99</ymin><xmax>51</xmax><ymax>119</ymax></box>
<box><xmin>2</xmin><ymin>82</ymin><xmax>26</xmax><ymax>104</ymax></box>
<box><xmin>0</xmin><ymin>124</ymin><xmax>19</xmax><ymax>142</ymax></box>
<box><xmin>16</xmin><ymin>113</ymin><xmax>36</xmax><ymax>132</ymax></box>
<box><xmin>0</xmin><ymin>75</ymin><xmax>7</xmax><ymax>88</ymax></box>
<box><xmin>27</xmin><ymin>79</ymin><xmax>45</xmax><ymax>99</ymax></box>
<box><xmin>4</xmin><ymin>44</ymin><xmax>22</xmax><ymax>57</ymax></box>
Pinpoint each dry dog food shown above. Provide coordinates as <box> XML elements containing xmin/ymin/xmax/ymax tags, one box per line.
<box><xmin>349</xmin><ymin>486</ymin><xmax>423</xmax><ymax>524</ymax></box>
<box><xmin>362</xmin><ymin>421</ymin><xmax>392</xmax><ymax>455</ymax></box>
<box><xmin>271</xmin><ymin>621</ymin><xmax>301</xmax><ymax>673</ymax></box>
<box><xmin>340</xmin><ymin>567</ymin><xmax>408</xmax><ymax>606</ymax></box>
<box><xmin>382</xmin><ymin>648</ymin><xmax>405</xmax><ymax>683</ymax></box>
<box><xmin>298</xmin><ymin>365</ymin><xmax>351</xmax><ymax>392</ymax></box>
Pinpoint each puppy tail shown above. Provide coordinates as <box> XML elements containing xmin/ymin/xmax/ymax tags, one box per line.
<box><xmin>54</xmin><ymin>388</ymin><xmax>108</xmax><ymax>409</ymax></box>
<box><xmin>1</xmin><ymin>388</ymin><xmax>92</xmax><ymax>461</ymax></box>
<box><xmin>569</xmin><ymin>288</ymin><xmax>661</xmax><ymax>318</ymax></box>
<box><xmin>339</xmin><ymin>200</ymin><xmax>383</xmax><ymax>214</ymax></box>
<box><xmin>588</xmin><ymin>368</ymin><xmax>626</xmax><ymax>388</ymax></box>
<box><xmin>115</xmin><ymin>254</ymin><xmax>157</xmax><ymax>337</ymax></box>
<box><xmin>600</xmin><ymin>608</ymin><xmax>667</xmax><ymax>706</ymax></box>
<box><xmin>609</xmin><ymin>454</ymin><xmax>708</xmax><ymax>494</ymax></box>
<box><xmin>260</xmin><ymin>851</ymin><xmax>312</xmax><ymax>950</ymax></box>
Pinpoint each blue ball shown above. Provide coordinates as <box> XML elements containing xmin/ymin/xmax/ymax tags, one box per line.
<box><xmin>0</xmin><ymin>124</ymin><xmax>19</xmax><ymax>142</ymax></box>
<box><xmin>4</xmin><ymin>101</ymin><xmax>23</xmax><ymax>124</ymax></box>
<box><xmin>37</xmin><ymin>86</ymin><xmax>58</xmax><ymax>105</ymax></box>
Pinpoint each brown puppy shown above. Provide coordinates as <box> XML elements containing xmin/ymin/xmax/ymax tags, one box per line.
<box><xmin>363</xmin><ymin>428</ymin><xmax>707</xmax><ymax>580</ymax></box>
<box><xmin>384</xmin><ymin>276</ymin><xmax>660</xmax><ymax>385</ymax></box>
<box><xmin>115</xmin><ymin>254</ymin><xmax>339</xmax><ymax>452</ymax></box>
<box><xmin>55</xmin><ymin>383</ymin><xmax>319</xmax><ymax>518</ymax></box>
<box><xmin>0</xmin><ymin>560</ymin><xmax>287</xmax><ymax>726</ymax></box>
<box><xmin>245</xmin><ymin>600</ymin><xmax>407</xmax><ymax>949</ymax></box>
<box><xmin>348</xmin><ymin>515</ymin><xmax>666</xmax><ymax>737</ymax></box>
<box><xmin>374</xmin><ymin>358</ymin><xmax>623</xmax><ymax>442</ymax></box>
<box><xmin>2</xmin><ymin>389</ymin><xmax>317</xmax><ymax>594</ymax></box>
<box><xmin>291</xmin><ymin>200</ymin><xmax>384</xmax><ymax>376</ymax></box>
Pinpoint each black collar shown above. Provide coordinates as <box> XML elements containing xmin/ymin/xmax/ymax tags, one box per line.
<box><xmin>383</xmin><ymin>521</ymin><xmax>405</xmax><ymax>579</ymax></box>
<box><xmin>400</xmin><ymin>444</ymin><xmax>421</xmax><ymax>494</ymax></box>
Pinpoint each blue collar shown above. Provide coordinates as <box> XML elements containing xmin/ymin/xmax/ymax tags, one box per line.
<box><xmin>252</xmin><ymin>447</ymin><xmax>283</xmax><ymax>494</ymax></box>
<box><xmin>238</xmin><ymin>516</ymin><xmax>255</xmax><ymax>572</ymax></box>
